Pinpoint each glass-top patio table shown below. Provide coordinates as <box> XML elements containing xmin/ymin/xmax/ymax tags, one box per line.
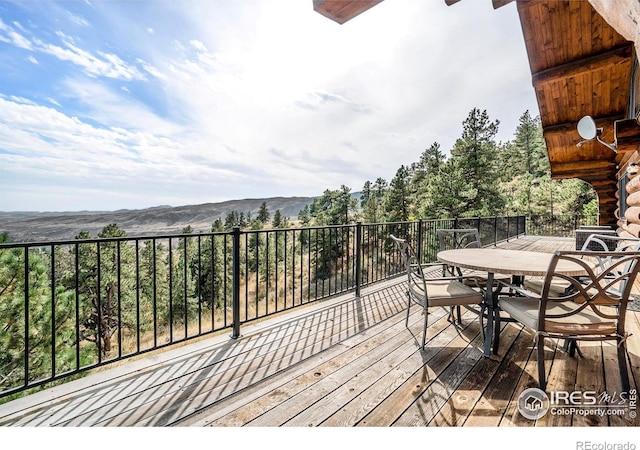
<box><xmin>437</xmin><ymin>248</ymin><xmax>587</xmax><ymax>357</ymax></box>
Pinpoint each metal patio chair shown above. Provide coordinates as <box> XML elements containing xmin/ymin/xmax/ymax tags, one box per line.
<box><xmin>390</xmin><ymin>234</ymin><xmax>483</xmax><ymax>350</ymax></box>
<box><xmin>523</xmin><ymin>233</ymin><xmax>640</xmax><ymax>297</ymax></box>
<box><xmin>498</xmin><ymin>250</ymin><xmax>640</xmax><ymax>392</ymax></box>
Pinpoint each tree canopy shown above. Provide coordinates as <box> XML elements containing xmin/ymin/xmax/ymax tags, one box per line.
<box><xmin>307</xmin><ymin>107</ymin><xmax>595</xmax><ymax>226</ymax></box>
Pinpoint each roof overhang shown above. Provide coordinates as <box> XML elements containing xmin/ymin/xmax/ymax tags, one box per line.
<box><xmin>313</xmin><ymin>0</ymin><xmax>384</xmax><ymax>25</ymax></box>
<box><xmin>445</xmin><ymin>0</ymin><xmax>514</xmax><ymax>9</ymax></box>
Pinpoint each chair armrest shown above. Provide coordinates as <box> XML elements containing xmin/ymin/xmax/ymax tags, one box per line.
<box><xmin>496</xmin><ymin>279</ymin><xmax>541</xmax><ymax>299</ymax></box>
<box><xmin>410</xmin><ymin>263</ymin><xmax>483</xmax><ymax>283</ymax></box>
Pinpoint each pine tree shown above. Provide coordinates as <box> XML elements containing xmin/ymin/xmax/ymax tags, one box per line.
<box><xmin>450</xmin><ymin>108</ymin><xmax>504</xmax><ymax>216</ymax></box>
<box><xmin>418</xmin><ymin>159</ymin><xmax>468</xmax><ymax>219</ymax></box>
<box><xmin>497</xmin><ymin>111</ymin><xmax>550</xmax><ymax>215</ymax></box>
<box><xmin>272</xmin><ymin>210</ymin><xmax>283</xmax><ymax>228</ymax></box>
<box><xmin>224</xmin><ymin>211</ymin><xmax>239</xmax><ymax>230</ymax></box>
<box><xmin>257</xmin><ymin>202</ymin><xmax>270</xmax><ymax>224</ymax></box>
<box><xmin>383</xmin><ymin>166</ymin><xmax>411</xmax><ymax>222</ymax></box>
<box><xmin>411</xmin><ymin>142</ymin><xmax>445</xmax><ymax>187</ymax></box>
<box><xmin>515</xmin><ymin>110</ymin><xmax>548</xmax><ymax>179</ymax></box>
<box><xmin>0</xmin><ymin>245</ymin><xmax>82</xmax><ymax>391</ymax></box>
<box><xmin>298</xmin><ymin>205</ymin><xmax>311</xmax><ymax>227</ymax></box>
<box><xmin>360</xmin><ymin>178</ymin><xmax>387</xmax><ymax>223</ymax></box>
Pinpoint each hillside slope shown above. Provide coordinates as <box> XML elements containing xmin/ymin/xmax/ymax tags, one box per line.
<box><xmin>0</xmin><ymin>197</ymin><xmax>315</xmax><ymax>242</ymax></box>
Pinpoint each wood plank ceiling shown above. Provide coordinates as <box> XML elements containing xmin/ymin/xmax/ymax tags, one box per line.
<box><xmin>516</xmin><ymin>0</ymin><xmax>635</xmax><ymax>225</ymax></box>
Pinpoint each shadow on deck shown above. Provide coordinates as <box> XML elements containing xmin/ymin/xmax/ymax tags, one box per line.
<box><xmin>1</xmin><ymin>235</ymin><xmax>638</xmax><ymax>428</ymax></box>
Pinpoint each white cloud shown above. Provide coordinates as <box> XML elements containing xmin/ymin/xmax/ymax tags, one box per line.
<box><xmin>189</xmin><ymin>39</ymin><xmax>207</xmax><ymax>52</ymax></box>
<box><xmin>0</xmin><ymin>18</ymin><xmax>33</xmax><ymax>50</ymax></box>
<box><xmin>68</xmin><ymin>12</ymin><xmax>90</xmax><ymax>27</ymax></box>
<box><xmin>0</xmin><ymin>18</ymin><xmax>145</xmax><ymax>81</ymax></box>
<box><xmin>34</xmin><ymin>35</ymin><xmax>146</xmax><ymax>81</ymax></box>
<box><xmin>46</xmin><ymin>97</ymin><xmax>62</xmax><ymax>107</ymax></box>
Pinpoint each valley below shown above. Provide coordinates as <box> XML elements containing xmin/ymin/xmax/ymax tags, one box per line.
<box><xmin>0</xmin><ymin>196</ymin><xmax>315</xmax><ymax>243</ymax></box>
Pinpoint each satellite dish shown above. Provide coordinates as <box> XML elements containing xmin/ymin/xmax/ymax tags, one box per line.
<box><xmin>577</xmin><ymin>116</ymin><xmax>598</xmax><ymax>140</ymax></box>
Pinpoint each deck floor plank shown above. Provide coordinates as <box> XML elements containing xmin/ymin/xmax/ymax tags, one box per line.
<box><xmin>497</xmin><ymin>330</ymin><xmax>554</xmax><ymax>428</ymax></box>
<box><xmin>427</xmin><ymin>322</ymin><xmax>521</xmax><ymax>427</ymax></box>
<box><xmin>280</xmin><ymin>310</ymin><xmax>466</xmax><ymax>427</ymax></box>
<box><xmin>602</xmin><ymin>340</ymin><xmax>636</xmax><ymax>427</ymax></box>
<box><xmin>534</xmin><ymin>342</ymin><xmax>578</xmax><ymax>427</ymax></box>
<box><xmin>100</xmin><ymin>282</ymin><xmax>411</xmax><ymax>426</ymax></box>
<box><xmin>390</xmin><ymin>332</ymin><xmax>485</xmax><ymax>426</ymax></box>
<box><xmin>353</xmin><ymin>314</ymin><xmax>484</xmax><ymax>427</ymax></box>
<box><xmin>245</xmin><ymin>309</ymin><xmax>449</xmax><ymax>427</ymax></box>
<box><xmin>462</xmin><ymin>323</ymin><xmax>537</xmax><ymax>426</ymax></box>
<box><xmin>572</xmin><ymin>342</ymin><xmax>609</xmax><ymax>427</ymax></box>
<box><xmin>183</xmin><ymin>300</ymin><xmax>439</xmax><ymax>427</ymax></box>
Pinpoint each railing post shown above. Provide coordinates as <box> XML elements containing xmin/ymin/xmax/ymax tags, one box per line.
<box><xmin>230</xmin><ymin>226</ymin><xmax>242</xmax><ymax>340</ymax></box>
<box><xmin>493</xmin><ymin>216</ymin><xmax>498</xmax><ymax>246</ymax></box>
<box><xmin>355</xmin><ymin>221</ymin><xmax>362</xmax><ymax>298</ymax></box>
<box><xmin>417</xmin><ymin>219</ymin><xmax>424</xmax><ymax>263</ymax></box>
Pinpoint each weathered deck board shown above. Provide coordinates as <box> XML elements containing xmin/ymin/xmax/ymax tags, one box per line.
<box><xmin>1</xmin><ymin>235</ymin><xmax>638</xmax><ymax>428</ymax></box>
<box><xmin>427</xmin><ymin>322</ymin><xmax>521</xmax><ymax>427</ymax></box>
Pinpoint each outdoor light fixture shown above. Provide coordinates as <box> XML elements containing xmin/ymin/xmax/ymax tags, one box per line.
<box><xmin>576</xmin><ymin>115</ymin><xmax>617</xmax><ymax>151</ymax></box>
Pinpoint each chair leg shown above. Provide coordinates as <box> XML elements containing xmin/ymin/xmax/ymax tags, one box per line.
<box><xmin>446</xmin><ymin>306</ymin><xmax>455</xmax><ymax>323</ymax></box>
<box><xmin>617</xmin><ymin>338</ymin><xmax>631</xmax><ymax>393</ymax></box>
<box><xmin>421</xmin><ymin>304</ymin><xmax>429</xmax><ymax>350</ymax></box>
<box><xmin>405</xmin><ymin>292</ymin><xmax>411</xmax><ymax>328</ymax></box>
<box><xmin>492</xmin><ymin>306</ymin><xmax>501</xmax><ymax>355</ymax></box>
<box><xmin>479</xmin><ymin>303</ymin><xmax>486</xmax><ymax>341</ymax></box>
<box><xmin>563</xmin><ymin>339</ymin><xmax>582</xmax><ymax>357</ymax></box>
<box><xmin>537</xmin><ymin>334</ymin><xmax>547</xmax><ymax>391</ymax></box>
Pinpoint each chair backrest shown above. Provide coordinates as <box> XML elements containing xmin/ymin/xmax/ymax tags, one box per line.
<box><xmin>581</xmin><ymin>233</ymin><xmax>640</xmax><ymax>252</ymax></box>
<box><xmin>437</xmin><ymin>228</ymin><xmax>481</xmax><ymax>251</ymax></box>
<box><xmin>538</xmin><ymin>250</ymin><xmax>640</xmax><ymax>337</ymax></box>
<box><xmin>390</xmin><ymin>234</ymin><xmax>428</xmax><ymax>301</ymax></box>
<box><xmin>580</xmin><ymin>234</ymin><xmax>640</xmax><ymax>274</ymax></box>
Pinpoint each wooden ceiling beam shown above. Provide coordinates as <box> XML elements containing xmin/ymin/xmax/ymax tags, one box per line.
<box><xmin>532</xmin><ymin>43</ymin><xmax>634</xmax><ymax>86</ymax></box>
<box><xmin>542</xmin><ymin>113</ymin><xmax>625</xmax><ymax>137</ymax></box>
<box><xmin>551</xmin><ymin>159</ymin><xmax>616</xmax><ymax>176</ymax></box>
<box><xmin>588</xmin><ymin>179</ymin><xmax>618</xmax><ymax>188</ymax></box>
<box><xmin>615</xmin><ymin>118</ymin><xmax>640</xmax><ymax>153</ymax></box>
<box><xmin>492</xmin><ymin>0</ymin><xmax>514</xmax><ymax>9</ymax></box>
<box><xmin>444</xmin><ymin>0</ymin><xmax>513</xmax><ymax>8</ymax></box>
<box><xmin>313</xmin><ymin>0</ymin><xmax>384</xmax><ymax>24</ymax></box>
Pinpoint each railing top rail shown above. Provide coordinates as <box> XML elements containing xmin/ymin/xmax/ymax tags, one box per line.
<box><xmin>0</xmin><ymin>230</ymin><xmax>236</xmax><ymax>249</ymax></box>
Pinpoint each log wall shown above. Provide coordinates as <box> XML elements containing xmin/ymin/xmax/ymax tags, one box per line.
<box><xmin>619</xmin><ymin>162</ymin><xmax>640</xmax><ymax>237</ymax></box>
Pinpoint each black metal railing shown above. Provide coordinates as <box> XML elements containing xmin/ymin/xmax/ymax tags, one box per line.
<box><xmin>0</xmin><ymin>216</ymin><xmax>526</xmax><ymax>399</ymax></box>
<box><xmin>526</xmin><ymin>214</ymin><xmax>597</xmax><ymax>237</ymax></box>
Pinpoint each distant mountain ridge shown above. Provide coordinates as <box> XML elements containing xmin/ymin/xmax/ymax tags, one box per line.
<box><xmin>0</xmin><ymin>196</ymin><xmax>317</xmax><ymax>243</ymax></box>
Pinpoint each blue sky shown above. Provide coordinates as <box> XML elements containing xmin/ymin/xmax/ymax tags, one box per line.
<box><xmin>0</xmin><ymin>0</ymin><xmax>538</xmax><ymax>212</ymax></box>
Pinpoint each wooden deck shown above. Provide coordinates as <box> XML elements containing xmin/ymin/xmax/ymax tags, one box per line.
<box><xmin>1</xmin><ymin>235</ymin><xmax>639</xmax><ymax>428</ymax></box>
